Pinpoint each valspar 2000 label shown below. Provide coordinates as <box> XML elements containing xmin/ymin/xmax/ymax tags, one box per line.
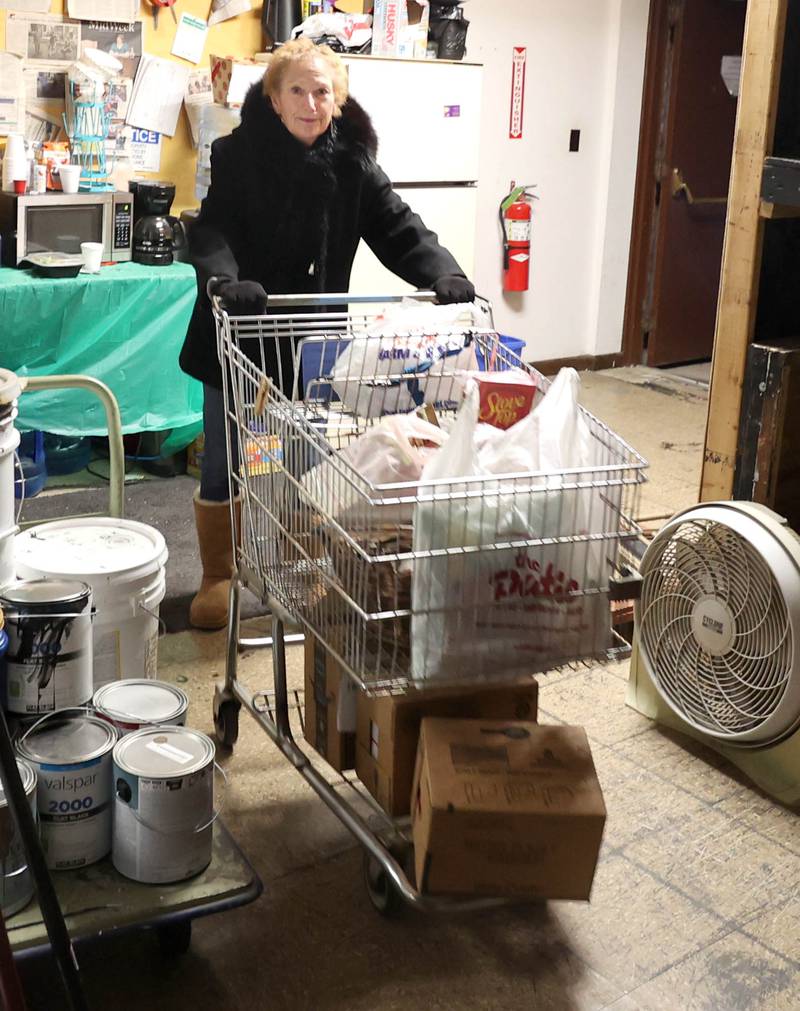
<box><xmin>37</xmin><ymin>756</ymin><xmax>113</xmax><ymax>869</ymax></box>
<box><xmin>18</xmin><ymin>715</ymin><xmax>117</xmax><ymax>871</ymax></box>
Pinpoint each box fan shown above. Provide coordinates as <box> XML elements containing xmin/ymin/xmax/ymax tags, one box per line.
<box><xmin>628</xmin><ymin>500</ymin><xmax>800</xmax><ymax>804</ymax></box>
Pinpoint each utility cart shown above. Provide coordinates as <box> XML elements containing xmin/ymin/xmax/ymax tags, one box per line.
<box><xmin>211</xmin><ymin>293</ymin><xmax>647</xmax><ymax>914</ymax></box>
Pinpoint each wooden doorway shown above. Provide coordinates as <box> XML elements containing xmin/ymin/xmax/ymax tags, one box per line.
<box><xmin>623</xmin><ymin>0</ymin><xmax>747</xmax><ymax>367</ymax></box>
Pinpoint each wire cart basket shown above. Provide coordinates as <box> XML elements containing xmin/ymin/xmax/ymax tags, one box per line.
<box><xmin>212</xmin><ymin>292</ymin><xmax>648</xmax><ymax>914</ymax></box>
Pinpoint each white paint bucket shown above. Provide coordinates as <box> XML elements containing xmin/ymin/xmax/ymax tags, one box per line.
<box><xmin>17</xmin><ymin>712</ymin><xmax>117</xmax><ymax>870</ymax></box>
<box><xmin>0</xmin><ymin>758</ymin><xmax>37</xmax><ymax>916</ymax></box>
<box><xmin>93</xmin><ymin>679</ymin><xmax>188</xmax><ymax>735</ymax></box>
<box><xmin>112</xmin><ymin>726</ymin><xmax>216</xmax><ymax>884</ymax></box>
<box><xmin>0</xmin><ymin>580</ymin><xmax>94</xmax><ymax>714</ymax></box>
<box><xmin>0</xmin><ymin>369</ymin><xmax>23</xmax><ymax>589</ymax></box>
<box><xmin>14</xmin><ymin>518</ymin><xmax>168</xmax><ymax>688</ymax></box>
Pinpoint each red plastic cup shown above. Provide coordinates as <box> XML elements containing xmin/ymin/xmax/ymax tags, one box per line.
<box><xmin>13</xmin><ymin>178</ymin><xmax>26</xmax><ymax>195</ymax></box>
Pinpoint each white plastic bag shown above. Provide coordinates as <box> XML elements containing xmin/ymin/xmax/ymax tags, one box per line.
<box><xmin>330</xmin><ymin>301</ymin><xmax>479</xmax><ymax>418</ymax></box>
<box><xmin>411</xmin><ymin>369</ymin><xmax>614</xmax><ymax>681</ymax></box>
<box><xmin>302</xmin><ymin>413</ymin><xmax>448</xmax><ymax>524</ymax></box>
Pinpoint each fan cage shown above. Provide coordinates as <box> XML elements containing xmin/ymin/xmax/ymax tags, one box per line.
<box><xmin>638</xmin><ymin>517</ymin><xmax>794</xmax><ymax>741</ymax></box>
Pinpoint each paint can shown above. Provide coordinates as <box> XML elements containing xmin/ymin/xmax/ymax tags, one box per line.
<box><xmin>113</xmin><ymin>726</ymin><xmax>216</xmax><ymax>884</ymax></box>
<box><xmin>93</xmin><ymin>680</ymin><xmax>188</xmax><ymax>735</ymax></box>
<box><xmin>0</xmin><ymin>580</ymin><xmax>94</xmax><ymax>715</ymax></box>
<box><xmin>17</xmin><ymin>713</ymin><xmax>117</xmax><ymax>870</ymax></box>
<box><xmin>0</xmin><ymin>758</ymin><xmax>37</xmax><ymax>916</ymax></box>
<box><xmin>14</xmin><ymin>518</ymin><xmax>168</xmax><ymax>688</ymax></box>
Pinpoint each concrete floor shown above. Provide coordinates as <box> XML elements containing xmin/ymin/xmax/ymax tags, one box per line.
<box><xmin>19</xmin><ymin>366</ymin><xmax>800</xmax><ymax>1010</ymax></box>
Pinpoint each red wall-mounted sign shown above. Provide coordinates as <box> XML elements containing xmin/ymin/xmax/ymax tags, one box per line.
<box><xmin>509</xmin><ymin>46</ymin><xmax>527</xmax><ymax>140</ymax></box>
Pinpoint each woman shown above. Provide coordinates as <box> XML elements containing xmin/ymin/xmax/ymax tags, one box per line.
<box><xmin>180</xmin><ymin>36</ymin><xmax>475</xmax><ymax>630</ymax></box>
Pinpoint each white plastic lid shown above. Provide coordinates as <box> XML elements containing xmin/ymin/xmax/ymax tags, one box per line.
<box><xmin>114</xmin><ymin>727</ymin><xmax>214</xmax><ymax>778</ymax></box>
<box><xmin>15</xmin><ymin>518</ymin><xmax>168</xmax><ymax>584</ymax></box>
<box><xmin>94</xmin><ymin>680</ymin><xmax>187</xmax><ymax>724</ymax></box>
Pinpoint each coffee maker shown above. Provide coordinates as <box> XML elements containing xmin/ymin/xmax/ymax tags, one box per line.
<box><xmin>129</xmin><ymin>179</ymin><xmax>188</xmax><ymax>266</ymax></box>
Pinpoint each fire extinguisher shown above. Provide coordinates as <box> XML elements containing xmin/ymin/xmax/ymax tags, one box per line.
<box><xmin>500</xmin><ymin>183</ymin><xmax>537</xmax><ymax>292</ymax></box>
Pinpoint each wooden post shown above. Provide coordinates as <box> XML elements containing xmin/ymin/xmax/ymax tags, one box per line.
<box><xmin>699</xmin><ymin>0</ymin><xmax>788</xmax><ymax>502</ymax></box>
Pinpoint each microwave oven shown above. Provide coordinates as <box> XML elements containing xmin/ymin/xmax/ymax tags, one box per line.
<box><xmin>0</xmin><ymin>191</ymin><xmax>133</xmax><ymax>267</ymax></box>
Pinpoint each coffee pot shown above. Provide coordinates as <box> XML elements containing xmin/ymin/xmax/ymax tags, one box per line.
<box><xmin>129</xmin><ymin>179</ymin><xmax>187</xmax><ymax>266</ymax></box>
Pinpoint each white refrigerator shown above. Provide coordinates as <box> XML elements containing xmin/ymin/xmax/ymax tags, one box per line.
<box><xmin>342</xmin><ymin>55</ymin><xmax>483</xmax><ymax>296</ymax></box>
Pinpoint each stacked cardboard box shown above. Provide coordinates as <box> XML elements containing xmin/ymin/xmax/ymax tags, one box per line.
<box><xmin>411</xmin><ymin>719</ymin><xmax>607</xmax><ymax>899</ymax></box>
<box><xmin>355</xmin><ymin>679</ymin><xmax>539</xmax><ymax>817</ymax></box>
<box><xmin>371</xmin><ymin>0</ymin><xmax>430</xmax><ymax>58</ymax></box>
<box><xmin>303</xmin><ymin>634</ymin><xmax>356</xmax><ymax>772</ymax></box>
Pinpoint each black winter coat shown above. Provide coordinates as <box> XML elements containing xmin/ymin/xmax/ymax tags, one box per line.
<box><xmin>179</xmin><ymin>85</ymin><xmax>468</xmax><ymax>390</ymax></box>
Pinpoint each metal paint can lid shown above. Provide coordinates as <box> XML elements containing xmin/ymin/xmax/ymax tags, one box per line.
<box><xmin>113</xmin><ymin>727</ymin><xmax>215</xmax><ymax>779</ymax></box>
<box><xmin>0</xmin><ymin>579</ymin><xmax>92</xmax><ymax>613</ymax></box>
<box><xmin>0</xmin><ymin>759</ymin><xmax>36</xmax><ymax>806</ymax></box>
<box><xmin>93</xmin><ymin>680</ymin><xmax>188</xmax><ymax>725</ymax></box>
<box><xmin>18</xmin><ymin>715</ymin><xmax>117</xmax><ymax>766</ymax></box>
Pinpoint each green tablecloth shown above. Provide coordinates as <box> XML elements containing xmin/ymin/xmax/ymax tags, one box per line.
<box><xmin>0</xmin><ymin>261</ymin><xmax>203</xmax><ymax>437</ymax></box>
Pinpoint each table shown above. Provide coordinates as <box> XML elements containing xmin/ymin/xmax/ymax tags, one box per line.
<box><xmin>0</xmin><ymin>262</ymin><xmax>202</xmax><ymax>438</ymax></box>
<box><xmin>7</xmin><ymin>821</ymin><xmax>262</xmax><ymax>958</ymax></box>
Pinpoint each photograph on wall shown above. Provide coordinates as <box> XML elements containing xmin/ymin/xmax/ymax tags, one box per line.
<box><xmin>23</xmin><ymin>62</ymin><xmax>67</xmax><ymax>134</ymax></box>
<box><xmin>35</xmin><ymin>69</ymin><xmax>66</xmax><ymax>99</ymax></box>
<box><xmin>6</xmin><ymin>14</ymin><xmax>82</xmax><ymax>65</ymax></box>
<box><xmin>80</xmin><ymin>20</ymin><xmax>143</xmax><ymax>80</ymax></box>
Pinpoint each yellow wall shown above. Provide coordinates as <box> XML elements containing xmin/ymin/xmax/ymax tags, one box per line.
<box><xmin>0</xmin><ymin>1</ymin><xmax>264</xmax><ymax>213</ymax></box>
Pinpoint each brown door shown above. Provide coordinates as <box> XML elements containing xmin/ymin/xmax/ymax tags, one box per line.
<box><xmin>625</xmin><ymin>0</ymin><xmax>746</xmax><ymax>367</ymax></box>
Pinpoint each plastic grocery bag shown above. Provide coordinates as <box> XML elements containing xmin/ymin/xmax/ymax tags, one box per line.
<box><xmin>411</xmin><ymin>369</ymin><xmax>615</xmax><ymax>681</ymax></box>
<box><xmin>330</xmin><ymin>301</ymin><xmax>479</xmax><ymax>418</ymax></box>
<box><xmin>302</xmin><ymin>413</ymin><xmax>448</xmax><ymax>524</ymax></box>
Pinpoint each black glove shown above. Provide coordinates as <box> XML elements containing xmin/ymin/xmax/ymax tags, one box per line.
<box><xmin>433</xmin><ymin>275</ymin><xmax>475</xmax><ymax>304</ymax></box>
<box><xmin>213</xmin><ymin>279</ymin><xmax>268</xmax><ymax>316</ymax></box>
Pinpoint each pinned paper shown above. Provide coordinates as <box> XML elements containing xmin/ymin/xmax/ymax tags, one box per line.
<box><xmin>126</xmin><ymin>53</ymin><xmax>189</xmax><ymax>137</ymax></box>
<box><xmin>171</xmin><ymin>13</ymin><xmax>208</xmax><ymax>65</ymax></box>
<box><xmin>0</xmin><ymin>53</ymin><xmax>25</xmax><ymax>135</ymax></box>
<box><xmin>130</xmin><ymin>126</ymin><xmax>162</xmax><ymax>172</ymax></box>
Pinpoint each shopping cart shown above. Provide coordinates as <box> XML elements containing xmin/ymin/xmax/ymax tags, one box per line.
<box><xmin>211</xmin><ymin>292</ymin><xmax>648</xmax><ymax>914</ymax></box>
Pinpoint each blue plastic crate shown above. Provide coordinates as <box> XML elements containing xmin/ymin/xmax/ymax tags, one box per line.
<box><xmin>475</xmin><ymin>334</ymin><xmax>526</xmax><ymax>371</ymax></box>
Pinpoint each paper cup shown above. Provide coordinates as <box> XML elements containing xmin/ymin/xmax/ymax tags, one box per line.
<box><xmin>58</xmin><ymin>164</ymin><xmax>81</xmax><ymax>194</ymax></box>
<box><xmin>13</xmin><ymin>179</ymin><xmax>26</xmax><ymax>195</ymax></box>
<box><xmin>80</xmin><ymin>242</ymin><xmax>103</xmax><ymax>274</ymax></box>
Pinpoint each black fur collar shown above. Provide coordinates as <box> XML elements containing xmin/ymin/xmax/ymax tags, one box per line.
<box><xmin>237</xmin><ymin>83</ymin><xmax>378</xmax><ymax>167</ymax></box>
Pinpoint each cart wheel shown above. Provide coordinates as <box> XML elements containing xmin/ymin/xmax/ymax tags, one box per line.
<box><xmin>157</xmin><ymin>919</ymin><xmax>192</xmax><ymax>957</ymax></box>
<box><xmin>214</xmin><ymin>698</ymin><xmax>240</xmax><ymax>749</ymax></box>
<box><xmin>363</xmin><ymin>849</ymin><xmax>403</xmax><ymax>918</ymax></box>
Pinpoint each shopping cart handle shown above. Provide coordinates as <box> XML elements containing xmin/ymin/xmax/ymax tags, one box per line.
<box><xmin>258</xmin><ymin>292</ymin><xmax>438</xmax><ymax>308</ymax></box>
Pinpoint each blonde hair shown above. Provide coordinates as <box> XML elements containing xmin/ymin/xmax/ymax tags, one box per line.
<box><xmin>263</xmin><ymin>37</ymin><xmax>348</xmax><ymax>117</ymax></box>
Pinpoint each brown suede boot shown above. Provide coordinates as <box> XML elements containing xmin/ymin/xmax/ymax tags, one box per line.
<box><xmin>189</xmin><ymin>492</ymin><xmax>241</xmax><ymax>630</ymax></box>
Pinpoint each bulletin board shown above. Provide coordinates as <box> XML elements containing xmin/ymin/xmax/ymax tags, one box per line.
<box><xmin>0</xmin><ymin>0</ymin><xmax>263</xmax><ymax>213</ymax></box>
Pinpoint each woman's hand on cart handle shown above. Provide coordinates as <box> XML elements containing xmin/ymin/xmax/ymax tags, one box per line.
<box><xmin>209</xmin><ymin>278</ymin><xmax>269</xmax><ymax>316</ymax></box>
<box><xmin>433</xmin><ymin>275</ymin><xmax>476</xmax><ymax>304</ymax></box>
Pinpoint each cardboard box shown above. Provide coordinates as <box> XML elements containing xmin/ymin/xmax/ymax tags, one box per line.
<box><xmin>356</xmin><ymin>679</ymin><xmax>539</xmax><ymax>817</ymax></box>
<box><xmin>210</xmin><ymin>55</ymin><xmax>267</xmax><ymax>108</ymax></box>
<box><xmin>372</xmin><ymin>1</ymin><xmax>429</xmax><ymax>59</ymax></box>
<box><xmin>304</xmin><ymin>634</ymin><xmax>356</xmax><ymax>771</ymax></box>
<box><xmin>412</xmin><ymin>719</ymin><xmax>606</xmax><ymax>899</ymax></box>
